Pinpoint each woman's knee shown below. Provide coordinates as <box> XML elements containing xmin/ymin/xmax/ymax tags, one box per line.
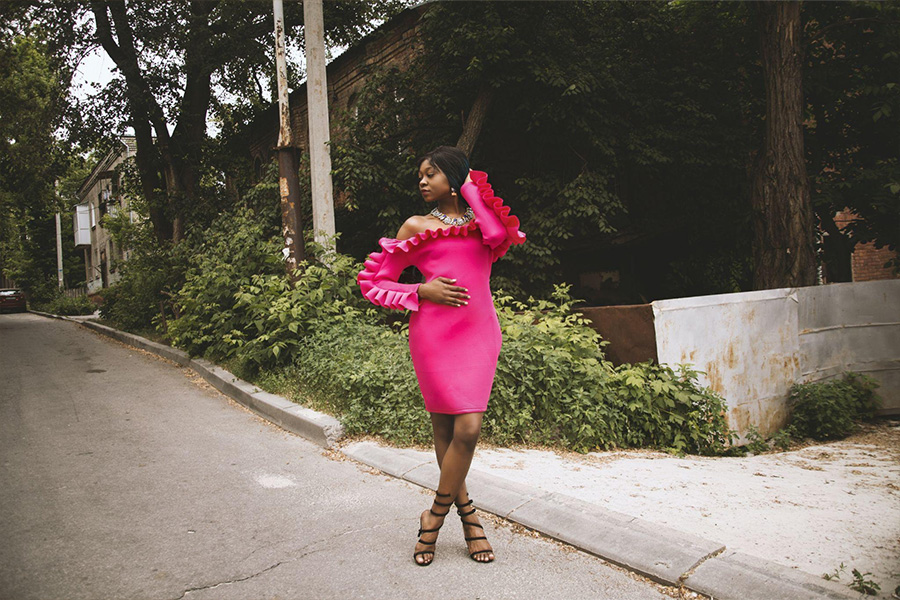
<box><xmin>452</xmin><ymin>415</ymin><xmax>483</xmax><ymax>449</ymax></box>
<box><xmin>431</xmin><ymin>413</ymin><xmax>454</xmax><ymax>444</ymax></box>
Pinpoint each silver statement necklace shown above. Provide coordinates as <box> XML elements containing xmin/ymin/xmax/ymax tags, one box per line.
<box><xmin>429</xmin><ymin>206</ymin><xmax>474</xmax><ymax>226</ymax></box>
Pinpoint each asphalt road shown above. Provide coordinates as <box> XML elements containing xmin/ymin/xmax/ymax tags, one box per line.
<box><xmin>0</xmin><ymin>313</ymin><xmax>671</xmax><ymax>600</ymax></box>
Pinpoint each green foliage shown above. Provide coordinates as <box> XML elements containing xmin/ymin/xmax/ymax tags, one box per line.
<box><xmin>486</xmin><ymin>285</ymin><xmax>622</xmax><ymax>450</ymax></box>
<box><xmin>166</xmin><ymin>207</ymin><xmax>284</xmax><ymax>362</ymax></box>
<box><xmin>848</xmin><ymin>568</ymin><xmax>881</xmax><ymax>596</ymax></box>
<box><xmin>0</xmin><ymin>28</ymin><xmax>75</xmax><ymax>299</ymax></box>
<box><xmin>160</xmin><ymin>221</ymin><xmax>735</xmax><ymax>454</ymax></box>
<box><xmin>33</xmin><ymin>292</ymin><xmax>95</xmax><ymax>316</ymax></box>
<box><xmin>769</xmin><ymin>424</ymin><xmax>797</xmax><ymax>452</ymax></box>
<box><xmin>742</xmin><ymin>424</ymin><xmax>770</xmax><ymax>454</ymax></box>
<box><xmin>787</xmin><ymin>372</ymin><xmax>882</xmax><ymax>441</ymax></box>
<box><xmin>98</xmin><ymin>215</ymin><xmax>187</xmax><ymax>333</ymax></box>
<box><xmin>289</xmin><ymin>313</ymin><xmax>431</xmax><ymax>445</ymax></box>
<box><xmin>823</xmin><ymin>562</ymin><xmax>884</xmax><ymax>596</ymax></box>
<box><xmin>263</xmin><ymin>279</ymin><xmax>736</xmax><ymax>455</ymax></box>
<box><xmin>610</xmin><ymin>362</ymin><xmax>736</xmax><ymax>456</ymax></box>
<box><xmin>223</xmin><ymin>237</ymin><xmax>373</xmax><ymax>374</ymax></box>
<box><xmin>327</xmin><ymin>1</ymin><xmax>761</xmax><ymax>302</ymax></box>
<box><xmin>804</xmin><ymin>2</ymin><xmax>900</xmax><ymax>272</ymax></box>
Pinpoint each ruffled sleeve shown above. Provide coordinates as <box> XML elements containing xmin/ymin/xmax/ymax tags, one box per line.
<box><xmin>357</xmin><ymin>237</ymin><xmax>421</xmax><ymax>311</ymax></box>
<box><xmin>459</xmin><ymin>169</ymin><xmax>527</xmax><ymax>262</ymax></box>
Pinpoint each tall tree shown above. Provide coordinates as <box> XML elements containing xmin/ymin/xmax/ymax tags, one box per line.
<box><xmin>0</xmin><ymin>26</ymin><xmax>72</xmax><ymax>297</ymax></box>
<box><xmin>28</xmin><ymin>0</ymin><xmax>410</xmax><ymax>244</ymax></box>
<box><xmin>750</xmin><ymin>0</ymin><xmax>817</xmax><ymax>289</ymax></box>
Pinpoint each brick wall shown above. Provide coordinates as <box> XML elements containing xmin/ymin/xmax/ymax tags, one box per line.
<box><xmin>833</xmin><ymin>208</ymin><xmax>899</xmax><ymax>282</ymax></box>
<box><xmin>249</xmin><ymin>5</ymin><xmax>428</xmax><ymax>166</ymax></box>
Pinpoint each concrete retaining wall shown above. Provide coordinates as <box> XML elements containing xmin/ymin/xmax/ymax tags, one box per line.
<box><xmin>650</xmin><ymin>280</ymin><xmax>899</xmax><ymax>439</ymax></box>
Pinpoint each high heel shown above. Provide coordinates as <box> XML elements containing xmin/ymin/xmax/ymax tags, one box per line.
<box><xmin>413</xmin><ymin>491</ymin><xmax>452</xmax><ymax>566</ymax></box>
<box><xmin>456</xmin><ymin>499</ymin><xmax>494</xmax><ymax>563</ymax></box>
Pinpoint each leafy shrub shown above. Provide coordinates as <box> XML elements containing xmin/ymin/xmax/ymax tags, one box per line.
<box><xmin>769</xmin><ymin>425</ymin><xmax>797</xmax><ymax>451</ymax></box>
<box><xmin>608</xmin><ymin>361</ymin><xmax>735</xmax><ymax>455</ymax></box>
<box><xmin>276</xmin><ymin>282</ymin><xmax>735</xmax><ymax>455</ymax></box>
<box><xmin>166</xmin><ymin>207</ymin><xmax>284</xmax><ymax>362</ymax></box>
<box><xmin>289</xmin><ymin>312</ymin><xmax>430</xmax><ymax>444</ymax></box>
<box><xmin>225</xmin><ymin>240</ymin><xmax>372</xmax><ymax>373</ymax></box>
<box><xmin>788</xmin><ymin>372</ymin><xmax>882</xmax><ymax>440</ymax></box>
<box><xmin>154</xmin><ymin>204</ymin><xmax>735</xmax><ymax>455</ymax></box>
<box><xmin>487</xmin><ymin>285</ymin><xmax>623</xmax><ymax>451</ymax></box>
<box><xmin>34</xmin><ymin>292</ymin><xmax>95</xmax><ymax>316</ymax></box>
<box><xmin>98</xmin><ymin>214</ymin><xmax>187</xmax><ymax>333</ymax></box>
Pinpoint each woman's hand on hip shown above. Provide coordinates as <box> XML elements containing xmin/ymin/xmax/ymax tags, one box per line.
<box><xmin>418</xmin><ymin>277</ymin><xmax>470</xmax><ymax>307</ymax></box>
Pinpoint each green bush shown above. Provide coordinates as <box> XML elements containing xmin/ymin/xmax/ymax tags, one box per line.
<box><xmin>154</xmin><ymin>204</ymin><xmax>735</xmax><ymax>455</ymax></box>
<box><xmin>166</xmin><ymin>208</ymin><xmax>285</xmax><ymax>362</ymax></box>
<box><xmin>33</xmin><ymin>292</ymin><xmax>95</xmax><ymax>316</ymax></box>
<box><xmin>607</xmin><ymin>361</ymin><xmax>735</xmax><ymax>455</ymax></box>
<box><xmin>225</xmin><ymin>243</ymin><xmax>372</xmax><ymax>373</ymax></box>
<box><xmin>289</xmin><ymin>313</ymin><xmax>430</xmax><ymax>444</ymax></box>
<box><xmin>98</xmin><ymin>215</ymin><xmax>187</xmax><ymax>333</ymax></box>
<box><xmin>788</xmin><ymin>372</ymin><xmax>882</xmax><ymax>440</ymax></box>
<box><xmin>276</xmin><ymin>282</ymin><xmax>735</xmax><ymax>455</ymax></box>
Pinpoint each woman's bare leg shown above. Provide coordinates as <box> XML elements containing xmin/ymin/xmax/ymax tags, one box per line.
<box><xmin>430</xmin><ymin>413</ymin><xmax>470</xmax><ymax>504</ymax></box>
<box><xmin>423</xmin><ymin>413</ymin><xmax>494</xmax><ymax>562</ymax></box>
<box><xmin>413</xmin><ymin>413</ymin><xmax>457</xmax><ymax>565</ymax></box>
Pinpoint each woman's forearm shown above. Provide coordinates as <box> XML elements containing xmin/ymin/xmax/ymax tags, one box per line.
<box><xmin>460</xmin><ymin>173</ymin><xmax>508</xmax><ymax>248</ymax></box>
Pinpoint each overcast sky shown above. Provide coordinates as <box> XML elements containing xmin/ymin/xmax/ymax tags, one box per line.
<box><xmin>71</xmin><ymin>30</ymin><xmax>351</xmax><ymax>137</ymax></box>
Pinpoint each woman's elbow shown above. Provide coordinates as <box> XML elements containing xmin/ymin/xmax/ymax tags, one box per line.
<box><xmin>482</xmin><ymin>231</ymin><xmax>507</xmax><ymax>249</ymax></box>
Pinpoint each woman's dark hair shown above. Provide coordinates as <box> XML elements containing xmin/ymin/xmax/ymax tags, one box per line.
<box><xmin>416</xmin><ymin>145</ymin><xmax>470</xmax><ymax>196</ymax></box>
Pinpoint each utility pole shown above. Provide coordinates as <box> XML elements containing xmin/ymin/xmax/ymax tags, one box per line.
<box><xmin>54</xmin><ymin>181</ymin><xmax>64</xmax><ymax>290</ymax></box>
<box><xmin>303</xmin><ymin>0</ymin><xmax>336</xmax><ymax>255</ymax></box>
<box><xmin>273</xmin><ymin>0</ymin><xmax>305</xmax><ymax>279</ymax></box>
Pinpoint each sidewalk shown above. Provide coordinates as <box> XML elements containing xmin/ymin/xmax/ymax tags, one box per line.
<box><xmin>37</xmin><ymin>310</ymin><xmax>893</xmax><ymax>600</ymax></box>
<box><xmin>343</xmin><ymin>427</ymin><xmax>899</xmax><ymax>600</ymax></box>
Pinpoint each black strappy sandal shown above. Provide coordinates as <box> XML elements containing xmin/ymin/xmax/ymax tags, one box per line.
<box><xmin>456</xmin><ymin>499</ymin><xmax>495</xmax><ymax>563</ymax></box>
<box><xmin>413</xmin><ymin>491</ymin><xmax>452</xmax><ymax>566</ymax></box>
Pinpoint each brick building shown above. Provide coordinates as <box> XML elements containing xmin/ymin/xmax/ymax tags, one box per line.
<box><xmin>832</xmin><ymin>208</ymin><xmax>899</xmax><ymax>282</ymax></box>
<box><xmin>249</xmin><ymin>2</ymin><xmax>428</xmax><ymax>173</ymax></box>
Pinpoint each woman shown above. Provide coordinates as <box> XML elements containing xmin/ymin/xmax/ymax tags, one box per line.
<box><xmin>357</xmin><ymin>145</ymin><xmax>526</xmax><ymax>566</ymax></box>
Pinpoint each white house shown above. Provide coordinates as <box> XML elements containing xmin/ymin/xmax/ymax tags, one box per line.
<box><xmin>73</xmin><ymin>137</ymin><xmax>139</xmax><ymax>294</ymax></box>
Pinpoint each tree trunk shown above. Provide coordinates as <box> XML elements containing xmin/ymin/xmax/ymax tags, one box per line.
<box><xmin>92</xmin><ymin>1</ymin><xmax>216</xmax><ymax>245</ymax></box>
<box><xmin>750</xmin><ymin>0</ymin><xmax>817</xmax><ymax>290</ymax></box>
<box><xmin>93</xmin><ymin>2</ymin><xmax>173</xmax><ymax>242</ymax></box>
<box><xmin>456</xmin><ymin>84</ymin><xmax>494</xmax><ymax>157</ymax></box>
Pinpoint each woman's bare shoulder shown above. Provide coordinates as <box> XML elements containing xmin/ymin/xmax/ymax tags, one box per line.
<box><xmin>396</xmin><ymin>215</ymin><xmax>431</xmax><ymax>240</ymax></box>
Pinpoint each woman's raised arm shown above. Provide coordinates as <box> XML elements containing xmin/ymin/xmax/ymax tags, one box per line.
<box><xmin>459</xmin><ymin>170</ymin><xmax>526</xmax><ymax>261</ymax></box>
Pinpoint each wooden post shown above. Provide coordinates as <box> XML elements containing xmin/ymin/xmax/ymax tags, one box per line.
<box><xmin>303</xmin><ymin>0</ymin><xmax>336</xmax><ymax>257</ymax></box>
<box><xmin>273</xmin><ymin>0</ymin><xmax>305</xmax><ymax>279</ymax></box>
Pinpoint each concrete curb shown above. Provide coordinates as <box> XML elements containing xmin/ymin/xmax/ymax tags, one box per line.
<box><xmin>30</xmin><ymin>311</ymin><xmax>343</xmax><ymax>448</ymax></box>
<box><xmin>344</xmin><ymin>439</ymin><xmax>863</xmax><ymax>600</ymax></box>
<box><xmin>30</xmin><ymin>310</ymin><xmax>863</xmax><ymax>599</ymax></box>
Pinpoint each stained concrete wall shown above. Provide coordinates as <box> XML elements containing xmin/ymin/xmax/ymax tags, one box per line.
<box><xmin>797</xmin><ymin>280</ymin><xmax>900</xmax><ymax>410</ymax></box>
<box><xmin>650</xmin><ymin>280</ymin><xmax>900</xmax><ymax>440</ymax></box>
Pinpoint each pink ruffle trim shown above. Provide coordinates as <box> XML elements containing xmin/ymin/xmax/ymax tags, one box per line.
<box><xmin>466</xmin><ymin>169</ymin><xmax>526</xmax><ymax>263</ymax></box>
<box><xmin>357</xmin><ymin>170</ymin><xmax>526</xmax><ymax>310</ymax></box>
<box><xmin>361</xmin><ymin>170</ymin><xmax>526</xmax><ymax>263</ymax></box>
<box><xmin>357</xmin><ymin>240</ymin><xmax>420</xmax><ymax>311</ymax></box>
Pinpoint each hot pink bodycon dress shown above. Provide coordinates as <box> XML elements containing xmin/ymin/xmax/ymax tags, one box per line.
<box><xmin>357</xmin><ymin>170</ymin><xmax>526</xmax><ymax>414</ymax></box>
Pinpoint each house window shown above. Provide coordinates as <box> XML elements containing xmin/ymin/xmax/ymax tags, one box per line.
<box><xmin>98</xmin><ymin>189</ymin><xmax>109</xmax><ymax>219</ymax></box>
